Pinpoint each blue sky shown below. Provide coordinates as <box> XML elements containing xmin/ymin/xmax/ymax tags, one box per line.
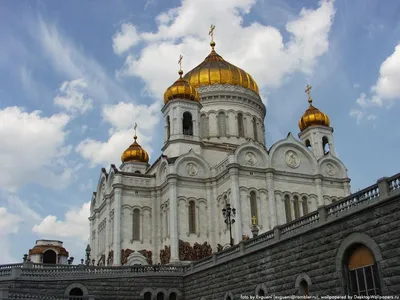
<box><xmin>0</xmin><ymin>0</ymin><xmax>399</xmax><ymax>264</ymax></box>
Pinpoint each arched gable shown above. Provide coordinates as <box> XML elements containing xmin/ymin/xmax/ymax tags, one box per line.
<box><xmin>318</xmin><ymin>153</ymin><xmax>348</xmax><ymax>178</ymax></box>
<box><xmin>156</xmin><ymin>157</ymin><xmax>169</xmax><ymax>185</ymax></box>
<box><xmin>174</xmin><ymin>149</ymin><xmax>211</xmax><ymax>178</ymax></box>
<box><xmin>235</xmin><ymin>140</ymin><xmax>269</xmax><ymax>168</ymax></box>
<box><xmin>269</xmin><ymin>133</ymin><xmax>318</xmax><ymax>175</ymax></box>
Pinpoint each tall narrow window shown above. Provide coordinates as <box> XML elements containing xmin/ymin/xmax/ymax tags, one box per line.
<box><xmin>144</xmin><ymin>292</ymin><xmax>152</xmax><ymax>300</ymax></box>
<box><xmin>346</xmin><ymin>245</ymin><xmax>381</xmax><ymax>295</ymax></box>
<box><xmin>166</xmin><ymin>115</ymin><xmax>171</xmax><ymax>140</ymax></box>
<box><xmin>157</xmin><ymin>292</ymin><xmax>165</xmax><ymax>300</ymax></box>
<box><xmin>284</xmin><ymin>195</ymin><xmax>292</xmax><ymax>223</ymax></box>
<box><xmin>294</xmin><ymin>196</ymin><xmax>300</xmax><ymax>219</ymax></box>
<box><xmin>132</xmin><ymin>209</ymin><xmax>140</xmax><ymax>241</ymax></box>
<box><xmin>253</xmin><ymin>117</ymin><xmax>258</xmax><ymax>141</ymax></box>
<box><xmin>183</xmin><ymin>112</ymin><xmax>193</xmax><ymax>135</ymax></box>
<box><xmin>238</xmin><ymin>113</ymin><xmax>244</xmax><ymax>137</ymax></box>
<box><xmin>200</xmin><ymin>114</ymin><xmax>209</xmax><ymax>138</ymax></box>
<box><xmin>188</xmin><ymin>201</ymin><xmax>196</xmax><ymax>234</ymax></box>
<box><xmin>258</xmin><ymin>289</ymin><xmax>265</xmax><ymax>296</ymax></box>
<box><xmin>299</xmin><ymin>280</ymin><xmax>309</xmax><ymax>295</ymax></box>
<box><xmin>302</xmin><ymin>196</ymin><xmax>309</xmax><ymax>215</ymax></box>
<box><xmin>322</xmin><ymin>136</ymin><xmax>330</xmax><ymax>155</ymax></box>
<box><xmin>250</xmin><ymin>191</ymin><xmax>258</xmax><ymax>225</ymax></box>
<box><xmin>169</xmin><ymin>292</ymin><xmax>177</xmax><ymax>300</ymax></box>
<box><xmin>305</xmin><ymin>139</ymin><xmax>312</xmax><ymax>150</ymax></box>
<box><xmin>218</xmin><ymin>112</ymin><xmax>227</xmax><ymax>137</ymax></box>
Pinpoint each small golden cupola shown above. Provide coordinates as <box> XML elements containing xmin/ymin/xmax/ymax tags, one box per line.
<box><xmin>163</xmin><ymin>55</ymin><xmax>200</xmax><ymax>104</ymax></box>
<box><xmin>183</xmin><ymin>25</ymin><xmax>259</xmax><ymax>95</ymax></box>
<box><xmin>121</xmin><ymin>124</ymin><xmax>149</xmax><ymax>164</ymax></box>
<box><xmin>298</xmin><ymin>85</ymin><xmax>330</xmax><ymax>132</ymax></box>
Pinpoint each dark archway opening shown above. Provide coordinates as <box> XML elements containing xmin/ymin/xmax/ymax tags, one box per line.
<box><xmin>322</xmin><ymin>136</ymin><xmax>330</xmax><ymax>155</ymax></box>
<box><xmin>157</xmin><ymin>292</ymin><xmax>165</xmax><ymax>300</ymax></box>
<box><xmin>258</xmin><ymin>289</ymin><xmax>265</xmax><ymax>296</ymax></box>
<box><xmin>299</xmin><ymin>280</ymin><xmax>309</xmax><ymax>295</ymax></box>
<box><xmin>183</xmin><ymin>112</ymin><xmax>193</xmax><ymax>135</ymax></box>
<box><xmin>166</xmin><ymin>115</ymin><xmax>171</xmax><ymax>140</ymax></box>
<box><xmin>43</xmin><ymin>250</ymin><xmax>57</xmax><ymax>264</ymax></box>
<box><xmin>144</xmin><ymin>291</ymin><xmax>152</xmax><ymax>300</ymax></box>
<box><xmin>305</xmin><ymin>139</ymin><xmax>312</xmax><ymax>150</ymax></box>
<box><xmin>169</xmin><ymin>292</ymin><xmax>177</xmax><ymax>300</ymax></box>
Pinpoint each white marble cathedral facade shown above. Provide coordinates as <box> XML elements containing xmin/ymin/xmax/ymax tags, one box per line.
<box><xmin>89</xmin><ymin>38</ymin><xmax>351</xmax><ymax>267</ymax></box>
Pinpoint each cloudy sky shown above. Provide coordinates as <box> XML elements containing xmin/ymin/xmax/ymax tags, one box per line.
<box><xmin>0</xmin><ymin>0</ymin><xmax>399</xmax><ymax>264</ymax></box>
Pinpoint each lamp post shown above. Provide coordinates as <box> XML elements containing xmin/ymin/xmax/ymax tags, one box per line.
<box><xmin>85</xmin><ymin>245</ymin><xmax>91</xmax><ymax>266</ymax></box>
<box><xmin>222</xmin><ymin>203</ymin><xmax>236</xmax><ymax>246</ymax></box>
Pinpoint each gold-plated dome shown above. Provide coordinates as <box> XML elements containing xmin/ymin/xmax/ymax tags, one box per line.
<box><xmin>298</xmin><ymin>85</ymin><xmax>330</xmax><ymax>131</ymax></box>
<box><xmin>121</xmin><ymin>133</ymin><xmax>149</xmax><ymax>164</ymax></box>
<box><xmin>183</xmin><ymin>42</ymin><xmax>259</xmax><ymax>95</ymax></box>
<box><xmin>164</xmin><ymin>69</ymin><xmax>200</xmax><ymax>104</ymax></box>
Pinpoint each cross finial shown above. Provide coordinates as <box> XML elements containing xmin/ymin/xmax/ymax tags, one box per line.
<box><xmin>178</xmin><ymin>54</ymin><xmax>183</xmax><ymax>77</ymax></box>
<box><xmin>252</xmin><ymin>215</ymin><xmax>257</xmax><ymax>226</ymax></box>
<box><xmin>305</xmin><ymin>84</ymin><xmax>312</xmax><ymax>104</ymax></box>
<box><xmin>133</xmin><ymin>122</ymin><xmax>137</xmax><ymax>140</ymax></box>
<box><xmin>209</xmin><ymin>24</ymin><xmax>216</xmax><ymax>49</ymax></box>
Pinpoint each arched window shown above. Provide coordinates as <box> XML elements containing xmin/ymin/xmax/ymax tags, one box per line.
<box><xmin>302</xmin><ymin>196</ymin><xmax>309</xmax><ymax>215</ymax></box>
<box><xmin>183</xmin><ymin>112</ymin><xmax>193</xmax><ymax>135</ymax></box>
<box><xmin>157</xmin><ymin>292</ymin><xmax>165</xmax><ymax>300</ymax></box>
<box><xmin>238</xmin><ymin>113</ymin><xmax>244</xmax><ymax>137</ymax></box>
<box><xmin>144</xmin><ymin>292</ymin><xmax>152</xmax><ymax>300</ymax></box>
<box><xmin>305</xmin><ymin>139</ymin><xmax>312</xmax><ymax>150</ymax></box>
<box><xmin>134</xmin><ymin>170</ymin><xmax>141</xmax><ymax>174</ymax></box>
<box><xmin>258</xmin><ymin>289</ymin><xmax>265</xmax><ymax>296</ymax></box>
<box><xmin>218</xmin><ymin>112</ymin><xmax>227</xmax><ymax>137</ymax></box>
<box><xmin>322</xmin><ymin>136</ymin><xmax>330</xmax><ymax>155</ymax></box>
<box><xmin>43</xmin><ymin>250</ymin><xmax>57</xmax><ymax>264</ymax></box>
<box><xmin>188</xmin><ymin>201</ymin><xmax>196</xmax><ymax>234</ymax></box>
<box><xmin>345</xmin><ymin>245</ymin><xmax>381</xmax><ymax>295</ymax></box>
<box><xmin>293</xmin><ymin>196</ymin><xmax>300</xmax><ymax>219</ymax></box>
<box><xmin>169</xmin><ymin>292</ymin><xmax>177</xmax><ymax>300</ymax></box>
<box><xmin>299</xmin><ymin>280</ymin><xmax>309</xmax><ymax>295</ymax></box>
<box><xmin>69</xmin><ymin>287</ymin><xmax>83</xmax><ymax>300</ymax></box>
<box><xmin>253</xmin><ymin>117</ymin><xmax>258</xmax><ymax>141</ymax></box>
<box><xmin>132</xmin><ymin>209</ymin><xmax>140</xmax><ymax>241</ymax></box>
<box><xmin>226</xmin><ymin>297</ymin><xmax>232</xmax><ymax>300</ymax></box>
<box><xmin>200</xmin><ymin>114</ymin><xmax>209</xmax><ymax>138</ymax></box>
<box><xmin>250</xmin><ymin>191</ymin><xmax>258</xmax><ymax>225</ymax></box>
<box><xmin>284</xmin><ymin>195</ymin><xmax>292</xmax><ymax>223</ymax></box>
<box><xmin>166</xmin><ymin>115</ymin><xmax>171</xmax><ymax>140</ymax></box>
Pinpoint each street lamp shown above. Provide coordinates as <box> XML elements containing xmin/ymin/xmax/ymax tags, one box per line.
<box><xmin>85</xmin><ymin>245</ymin><xmax>91</xmax><ymax>265</ymax></box>
<box><xmin>222</xmin><ymin>203</ymin><xmax>236</xmax><ymax>246</ymax></box>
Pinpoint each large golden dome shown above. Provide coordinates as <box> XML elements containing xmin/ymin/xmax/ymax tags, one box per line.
<box><xmin>164</xmin><ymin>70</ymin><xmax>200</xmax><ymax>104</ymax></box>
<box><xmin>121</xmin><ymin>135</ymin><xmax>149</xmax><ymax>164</ymax></box>
<box><xmin>299</xmin><ymin>85</ymin><xmax>330</xmax><ymax>131</ymax></box>
<box><xmin>183</xmin><ymin>42</ymin><xmax>259</xmax><ymax>95</ymax></box>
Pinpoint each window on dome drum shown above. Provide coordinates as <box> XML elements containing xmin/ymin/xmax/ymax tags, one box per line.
<box><xmin>253</xmin><ymin>117</ymin><xmax>258</xmax><ymax>141</ymax></box>
<box><xmin>166</xmin><ymin>115</ymin><xmax>171</xmax><ymax>139</ymax></box>
<box><xmin>258</xmin><ymin>289</ymin><xmax>265</xmax><ymax>296</ymax></box>
<box><xmin>132</xmin><ymin>209</ymin><xmax>140</xmax><ymax>241</ymax></box>
<box><xmin>157</xmin><ymin>292</ymin><xmax>165</xmax><ymax>300</ymax></box>
<box><xmin>238</xmin><ymin>113</ymin><xmax>245</xmax><ymax>137</ymax></box>
<box><xmin>144</xmin><ymin>292</ymin><xmax>152</xmax><ymax>300</ymax></box>
<box><xmin>284</xmin><ymin>195</ymin><xmax>292</xmax><ymax>222</ymax></box>
<box><xmin>305</xmin><ymin>139</ymin><xmax>312</xmax><ymax>150</ymax></box>
<box><xmin>293</xmin><ymin>196</ymin><xmax>300</xmax><ymax>219</ymax></box>
<box><xmin>322</xmin><ymin>136</ymin><xmax>330</xmax><ymax>155</ymax></box>
<box><xmin>299</xmin><ymin>280</ymin><xmax>309</xmax><ymax>295</ymax></box>
<box><xmin>250</xmin><ymin>191</ymin><xmax>258</xmax><ymax>225</ymax></box>
<box><xmin>183</xmin><ymin>112</ymin><xmax>193</xmax><ymax>135</ymax></box>
<box><xmin>188</xmin><ymin>201</ymin><xmax>196</xmax><ymax>234</ymax></box>
<box><xmin>302</xmin><ymin>196</ymin><xmax>309</xmax><ymax>215</ymax></box>
<box><xmin>43</xmin><ymin>249</ymin><xmax>57</xmax><ymax>264</ymax></box>
<box><xmin>218</xmin><ymin>112</ymin><xmax>227</xmax><ymax>137</ymax></box>
<box><xmin>200</xmin><ymin>114</ymin><xmax>209</xmax><ymax>138</ymax></box>
<box><xmin>169</xmin><ymin>292</ymin><xmax>177</xmax><ymax>300</ymax></box>
<box><xmin>69</xmin><ymin>287</ymin><xmax>83</xmax><ymax>300</ymax></box>
<box><xmin>346</xmin><ymin>245</ymin><xmax>381</xmax><ymax>295</ymax></box>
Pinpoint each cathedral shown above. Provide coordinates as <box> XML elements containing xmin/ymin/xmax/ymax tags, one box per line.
<box><xmin>89</xmin><ymin>35</ymin><xmax>351</xmax><ymax>267</ymax></box>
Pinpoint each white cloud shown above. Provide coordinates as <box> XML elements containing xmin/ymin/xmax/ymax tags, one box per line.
<box><xmin>0</xmin><ymin>106</ymin><xmax>76</xmax><ymax>191</ymax></box>
<box><xmin>76</xmin><ymin>102</ymin><xmax>160</xmax><ymax>167</ymax></box>
<box><xmin>32</xmin><ymin>202</ymin><xmax>90</xmax><ymax>242</ymax></box>
<box><xmin>54</xmin><ymin>78</ymin><xmax>93</xmax><ymax>114</ymax></box>
<box><xmin>112</xmin><ymin>23</ymin><xmax>141</xmax><ymax>55</ymax></box>
<box><xmin>351</xmin><ymin>44</ymin><xmax>400</xmax><ymax>123</ymax></box>
<box><xmin>117</xmin><ymin>0</ymin><xmax>335</xmax><ymax>97</ymax></box>
<box><xmin>0</xmin><ymin>207</ymin><xmax>21</xmax><ymax>237</ymax></box>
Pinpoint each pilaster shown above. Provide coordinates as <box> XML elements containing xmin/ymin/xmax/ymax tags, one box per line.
<box><xmin>113</xmin><ymin>186</ymin><xmax>122</xmax><ymax>266</ymax></box>
<box><xmin>151</xmin><ymin>190</ymin><xmax>157</xmax><ymax>264</ymax></box>
<box><xmin>206</xmin><ymin>182</ymin><xmax>216</xmax><ymax>250</ymax></box>
<box><xmin>168</xmin><ymin>177</ymin><xmax>179</xmax><ymax>263</ymax></box>
<box><xmin>266</xmin><ymin>172</ymin><xmax>277</xmax><ymax>228</ymax></box>
<box><xmin>315</xmin><ymin>177</ymin><xmax>324</xmax><ymax>207</ymax></box>
<box><xmin>229</xmin><ymin>167</ymin><xmax>242</xmax><ymax>244</ymax></box>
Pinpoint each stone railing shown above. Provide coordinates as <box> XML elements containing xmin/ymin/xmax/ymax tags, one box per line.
<box><xmin>6</xmin><ymin>294</ymin><xmax>92</xmax><ymax>300</ymax></box>
<box><xmin>388</xmin><ymin>173</ymin><xmax>400</xmax><ymax>192</ymax></box>
<box><xmin>214</xmin><ymin>158</ymin><xmax>229</xmax><ymax>175</ymax></box>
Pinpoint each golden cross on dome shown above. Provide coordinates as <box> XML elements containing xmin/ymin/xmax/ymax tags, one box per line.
<box><xmin>305</xmin><ymin>84</ymin><xmax>313</xmax><ymax>104</ymax></box>
<box><xmin>178</xmin><ymin>55</ymin><xmax>183</xmax><ymax>70</ymax></box>
<box><xmin>252</xmin><ymin>215</ymin><xmax>257</xmax><ymax>225</ymax></box>
<box><xmin>209</xmin><ymin>24</ymin><xmax>216</xmax><ymax>42</ymax></box>
<box><xmin>133</xmin><ymin>122</ymin><xmax>138</xmax><ymax>139</ymax></box>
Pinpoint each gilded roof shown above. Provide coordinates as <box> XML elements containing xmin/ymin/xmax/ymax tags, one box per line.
<box><xmin>164</xmin><ymin>70</ymin><xmax>200</xmax><ymax>104</ymax></box>
<box><xmin>121</xmin><ymin>136</ymin><xmax>149</xmax><ymax>164</ymax></box>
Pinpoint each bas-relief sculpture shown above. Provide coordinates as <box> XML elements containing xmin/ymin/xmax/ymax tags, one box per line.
<box><xmin>285</xmin><ymin>150</ymin><xmax>300</xmax><ymax>168</ymax></box>
<box><xmin>186</xmin><ymin>162</ymin><xmax>198</xmax><ymax>176</ymax></box>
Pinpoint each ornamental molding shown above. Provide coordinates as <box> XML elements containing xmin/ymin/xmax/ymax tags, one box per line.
<box><xmin>198</xmin><ymin>84</ymin><xmax>260</xmax><ymax>99</ymax></box>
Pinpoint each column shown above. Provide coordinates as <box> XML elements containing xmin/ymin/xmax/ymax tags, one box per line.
<box><xmin>113</xmin><ymin>187</ymin><xmax>122</xmax><ymax>266</ymax></box>
<box><xmin>343</xmin><ymin>181</ymin><xmax>351</xmax><ymax>196</ymax></box>
<box><xmin>196</xmin><ymin>203</ymin><xmax>200</xmax><ymax>237</ymax></box>
<box><xmin>299</xmin><ymin>199</ymin><xmax>304</xmax><ymax>217</ymax></box>
<box><xmin>290</xmin><ymin>198</ymin><xmax>295</xmax><ymax>220</ymax></box>
<box><xmin>266</xmin><ymin>172</ymin><xmax>277</xmax><ymax>227</ymax></box>
<box><xmin>168</xmin><ymin>177</ymin><xmax>179</xmax><ymax>263</ymax></box>
<box><xmin>315</xmin><ymin>177</ymin><xmax>324</xmax><ymax>207</ymax></box>
<box><xmin>104</xmin><ymin>200</ymin><xmax>110</xmax><ymax>265</ymax></box>
<box><xmin>96</xmin><ymin>213</ymin><xmax>100</xmax><ymax>259</ymax></box>
<box><xmin>212</xmin><ymin>182</ymin><xmax>220</xmax><ymax>239</ymax></box>
<box><xmin>151</xmin><ymin>190</ymin><xmax>156</xmax><ymax>259</ymax></box>
<box><xmin>140</xmin><ymin>211</ymin><xmax>144</xmax><ymax>243</ymax></box>
<box><xmin>229</xmin><ymin>167</ymin><xmax>242</xmax><ymax>244</ymax></box>
<box><xmin>206</xmin><ymin>182</ymin><xmax>216</xmax><ymax>249</ymax></box>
